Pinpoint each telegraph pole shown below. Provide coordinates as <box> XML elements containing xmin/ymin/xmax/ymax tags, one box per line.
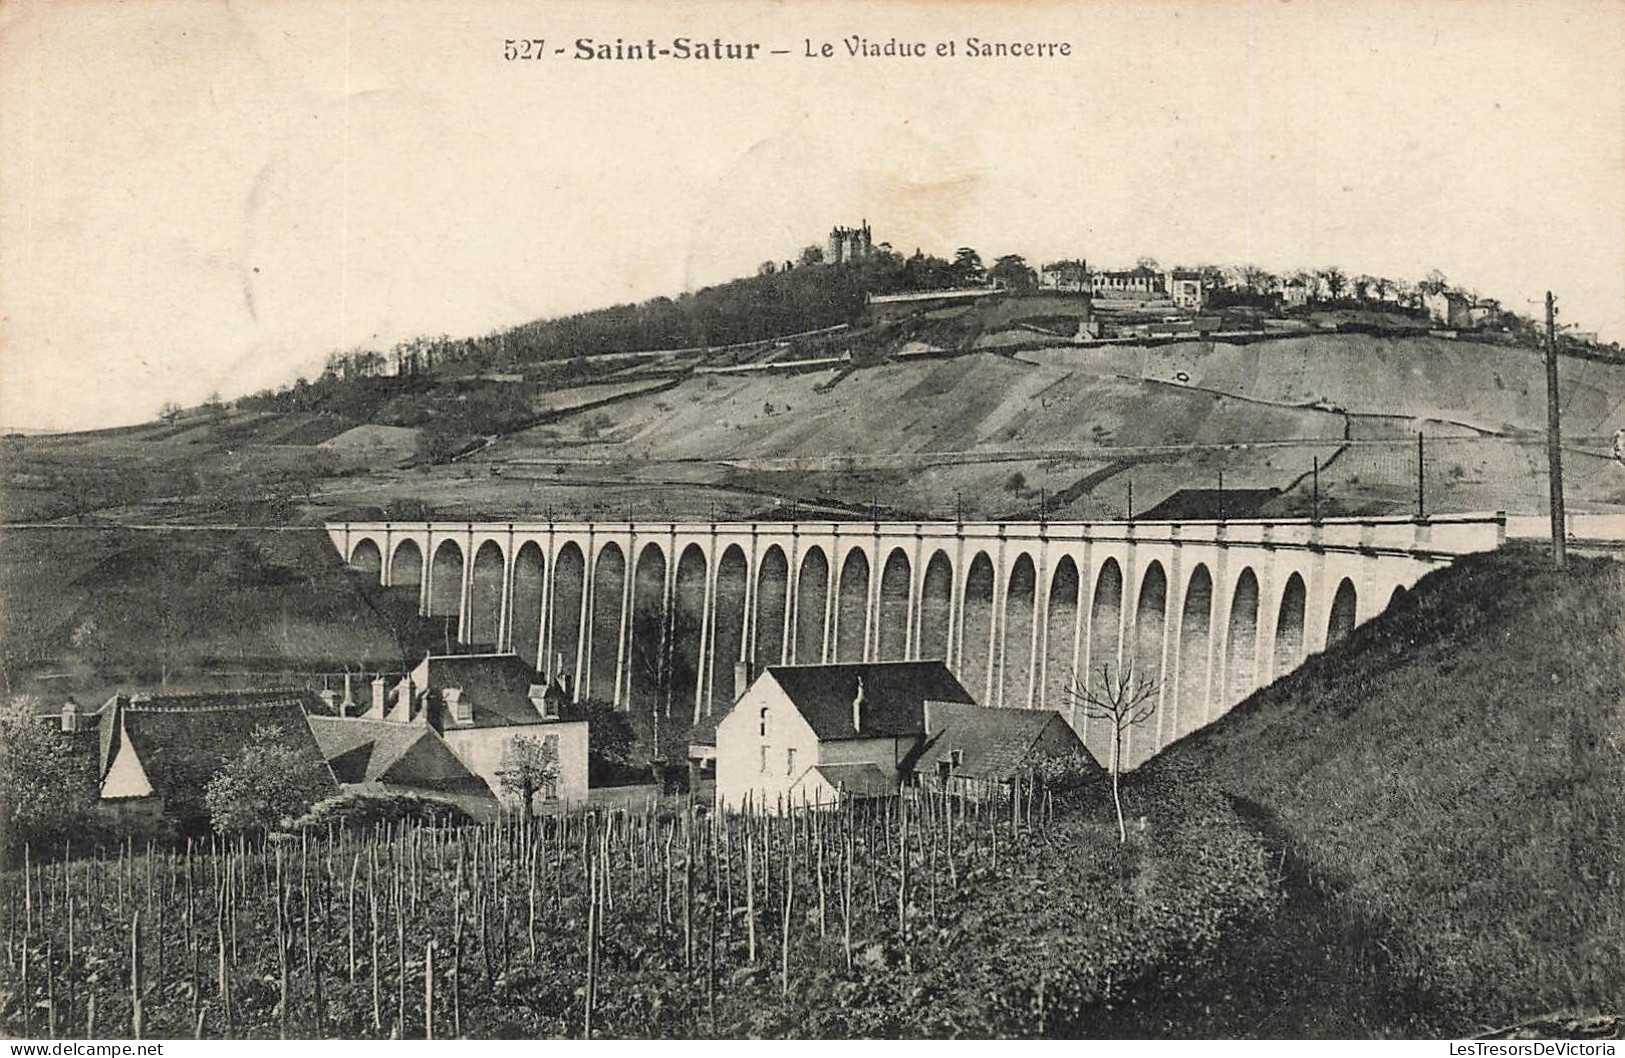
<box><xmin>1545</xmin><ymin>291</ymin><xmax>1568</xmax><ymax>568</ymax></box>
<box><xmin>1311</xmin><ymin>456</ymin><xmax>1320</xmax><ymax>523</ymax></box>
<box><xmin>1416</xmin><ymin>433</ymin><xmax>1425</xmax><ymax>520</ymax></box>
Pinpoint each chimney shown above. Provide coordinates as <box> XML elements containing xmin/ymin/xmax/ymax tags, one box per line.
<box><xmin>734</xmin><ymin>660</ymin><xmax>755</xmax><ymax>703</ymax></box>
<box><xmin>390</xmin><ymin>676</ymin><xmax>414</xmax><ymax>723</ymax></box>
<box><xmin>443</xmin><ymin>686</ymin><xmax>470</xmax><ymax>725</ymax></box>
<box><xmin>340</xmin><ymin>672</ymin><xmax>355</xmax><ymax>714</ymax></box>
<box><xmin>852</xmin><ymin>676</ymin><xmax>865</xmax><ymax>733</ymax></box>
<box><xmin>370</xmin><ymin>676</ymin><xmax>387</xmax><ymax>719</ymax></box>
<box><xmin>528</xmin><ymin>683</ymin><xmax>555</xmax><ymax>720</ymax></box>
<box><xmin>317</xmin><ymin>689</ymin><xmax>339</xmax><ymax>714</ymax></box>
<box><xmin>60</xmin><ymin>699</ymin><xmax>79</xmax><ymax>734</ymax></box>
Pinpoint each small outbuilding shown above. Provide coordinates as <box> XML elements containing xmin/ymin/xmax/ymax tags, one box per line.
<box><xmin>910</xmin><ymin>700</ymin><xmax>1101</xmax><ymax>801</ymax></box>
<box><xmin>97</xmin><ymin>691</ymin><xmax>335</xmax><ymax>831</ymax></box>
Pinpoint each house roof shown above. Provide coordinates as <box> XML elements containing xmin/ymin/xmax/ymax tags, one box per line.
<box><xmin>307</xmin><ymin>715</ymin><xmax>483</xmax><ymax>791</ymax></box>
<box><xmin>911</xmin><ymin>702</ymin><xmax>1096</xmax><ymax>783</ymax></box>
<box><xmin>803</xmin><ymin>763</ymin><xmax>898</xmax><ymax>798</ymax></box>
<box><xmin>689</xmin><ymin>709</ymin><xmax>723</xmax><ymax>748</ymax></box>
<box><xmin>106</xmin><ymin>697</ymin><xmax>335</xmax><ymax>822</ymax></box>
<box><xmin>415</xmin><ymin>653</ymin><xmax>549</xmax><ymax>730</ymax></box>
<box><xmin>764</xmin><ymin>661</ymin><xmax>976</xmax><ymax>741</ymax></box>
<box><xmin>98</xmin><ymin>690</ymin><xmax>323</xmax><ymax>778</ymax></box>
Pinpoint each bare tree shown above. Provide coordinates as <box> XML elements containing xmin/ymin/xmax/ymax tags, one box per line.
<box><xmin>495</xmin><ymin>733</ymin><xmax>560</xmax><ymax>817</ymax></box>
<box><xmin>1062</xmin><ymin>663</ymin><xmax>1159</xmax><ymax>843</ymax></box>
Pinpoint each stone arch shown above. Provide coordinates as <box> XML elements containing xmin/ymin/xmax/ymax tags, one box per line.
<box><xmin>1087</xmin><ymin>558</ymin><xmax>1124</xmax><ymax>677</ymax></box>
<box><xmin>876</xmin><ymin>548</ymin><xmax>911</xmax><ymax>662</ymax></box>
<box><xmin>427</xmin><ymin>539</ymin><xmax>464</xmax><ymax>619</ymax></box>
<box><xmin>672</xmin><ymin>544</ymin><xmax>708</xmax><ymax>721</ymax></box>
<box><xmin>627</xmin><ymin>544</ymin><xmax>667</xmax><ymax>713</ymax></box>
<box><xmin>794</xmin><ymin>547</ymin><xmax>830</xmax><ymax>663</ymax></box>
<box><xmin>586</xmin><ymin>543</ymin><xmax>626</xmax><ymax>703</ymax></box>
<box><xmin>1224</xmin><ymin>568</ymin><xmax>1261</xmax><ymax>708</ymax></box>
<box><xmin>753</xmin><ymin>545</ymin><xmax>789</xmax><ymax>670</ymax></box>
<box><xmin>1001</xmin><ymin>553</ymin><xmax>1038</xmax><ymax>708</ymax></box>
<box><xmin>1041</xmin><ymin>555</ymin><xmax>1080</xmax><ymax>711</ymax></box>
<box><xmin>548</xmin><ymin>542</ymin><xmax>586</xmax><ymax>688</ymax></box>
<box><xmin>348</xmin><ymin>539</ymin><xmax>382</xmax><ymax>581</ymax></box>
<box><xmin>467</xmin><ymin>540</ymin><xmax>506</xmax><ymax>647</ymax></box>
<box><xmin>1272</xmin><ymin>571</ymin><xmax>1308</xmax><ymax>679</ymax></box>
<box><xmin>509</xmin><ymin>542</ymin><xmax>545</xmax><ymax>669</ymax></box>
<box><xmin>961</xmin><ymin>552</ymin><xmax>996</xmax><ymax>702</ymax></box>
<box><xmin>709</xmin><ymin>545</ymin><xmax>749</xmax><ymax>711</ymax></box>
<box><xmin>389</xmin><ymin>539</ymin><xmax>423</xmax><ymax>595</ymax></box>
<box><xmin>1128</xmin><ymin>561</ymin><xmax>1168</xmax><ymax>766</ymax></box>
<box><xmin>1083</xmin><ymin>557</ymin><xmax>1125</xmax><ymax>765</ymax></box>
<box><xmin>1174</xmin><ymin>565</ymin><xmax>1214</xmax><ymax>741</ymax></box>
<box><xmin>918</xmin><ymin>551</ymin><xmax>954</xmax><ymax>663</ymax></box>
<box><xmin>1327</xmin><ymin>577</ymin><xmax>1358</xmax><ymax>647</ymax></box>
<box><xmin>835</xmin><ymin>549</ymin><xmax>871</xmax><ymax>662</ymax></box>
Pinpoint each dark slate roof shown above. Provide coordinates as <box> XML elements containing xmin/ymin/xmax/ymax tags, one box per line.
<box><xmin>689</xmin><ymin>710</ymin><xmax>722</xmax><ymax>748</ymax></box>
<box><xmin>764</xmin><ymin>661</ymin><xmax>975</xmax><ymax>741</ymax></box>
<box><xmin>911</xmin><ymin>702</ymin><xmax>1094</xmax><ymax>783</ymax></box>
<box><xmin>806</xmin><ymin>763</ymin><xmax>897</xmax><ymax>798</ymax></box>
<box><xmin>114</xmin><ymin>698</ymin><xmax>335</xmax><ymax>824</ymax></box>
<box><xmin>307</xmin><ymin>716</ymin><xmax>481</xmax><ymax>791</ymax></box>
<box><xmin>419</xmin><ymin>654</ymin><xmax>548</xmax><ymax>730</ymax></box>
<box><xmin>99</xmin><ymin>690</ymin><xmax>322</xmax><ymax>778</ymax></box>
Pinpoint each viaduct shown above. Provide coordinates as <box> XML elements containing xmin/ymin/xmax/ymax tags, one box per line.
<box><xmin>326</xmin><ymin>513</ymin><xmax>1507</xmax><ymax>768</ymax></box>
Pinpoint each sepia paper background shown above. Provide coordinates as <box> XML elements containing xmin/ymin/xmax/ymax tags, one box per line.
<box><xmin>1</xmin><ymin>0</ymin><xmax>1621</xmax><ymax>433</ymax></box>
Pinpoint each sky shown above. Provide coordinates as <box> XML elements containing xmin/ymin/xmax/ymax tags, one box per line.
<box><xmin>2</xmin><ymin>0</ymin><xmax>1622</xmax><ymax>432</ymax></box>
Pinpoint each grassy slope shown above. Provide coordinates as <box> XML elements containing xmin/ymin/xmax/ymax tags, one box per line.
<box><xmin>1144</xmin><ymin>545</ymin><xmax>1624</xmax><ymax>1033</ymax></box>
<box><xmin>0</xmin><ymin>527</ymin><xmax>410</xmax><ymax>702</ymax></box>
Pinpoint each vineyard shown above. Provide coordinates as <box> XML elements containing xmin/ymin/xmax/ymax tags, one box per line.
<box><xmin>0</xmin><ymin>768</ymin><xmax>1279</xmax><ymax>1039</ymax></box>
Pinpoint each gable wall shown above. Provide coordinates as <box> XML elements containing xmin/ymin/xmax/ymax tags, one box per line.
<box><xmin>442</xmin><ymin>721</ymin><xmax>589</xmax><ymax>807</ymax></box>
<box><xmin>716</xmin><ymin>675</ymin><xmax>820</xmax><ymax>812</ymax></box>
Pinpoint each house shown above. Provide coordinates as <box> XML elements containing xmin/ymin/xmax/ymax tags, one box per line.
<box><xmin>1280</xmin><ymin>278</ymin><xmax>1315</xmax><ymax>308</ymax></box>
<box><xmin>711</xmin><ymin>661</ymin><xmax>976</xmax><ymax>812</ymax></box>
<box><xmin>1166</xmin><ymin>269</ymin><xmax>1205</xmax><ymax>309</ymax></box>
<box><xmin>911</xmin><ymin>701</ymin><xmax>1100</xmax><ymax>802</ymax></box>
<box><xmin>1091</xmin><ymin>266</ymin><xmax>1165</xmax><ymax>297</ymax></box>
<box><xmin>340</xmin><ymin>652</ymin><xmax>590</xmax><ymax>809</ymax></box>
<box><xmin>96</xmin><ymin>691</ymin><xmax>336</xmax><ymax>831</ymax></box>
<box><xmin>1467</xmin><ymin>303</ymin><xmax>1501</xmax><ymax>329</ymax></box>
<box><xmin>1423</xmin><ymin>290</ymin><xmax>1472</xmax><ymax>328</ymax></box>
<box><xmin>1039</xmin><ymin>259</ymin><xmax>1089</xmax><ymax>293</ymax></box>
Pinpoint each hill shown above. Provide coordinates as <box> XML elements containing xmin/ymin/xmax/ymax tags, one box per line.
<box><xmin>1135</xmin><ymin>545</ymin><xmax>1624</xmax><ymax>1035</ymax></box>
<box><xmin>0</xmin><ymin>526</ymin><xmax>425</xmax><ymax>705</ymax></box>
<box><xmin>5</xmin><ymin>285</ymin><xmax>1623</xmax><ymax>528</ymax></box>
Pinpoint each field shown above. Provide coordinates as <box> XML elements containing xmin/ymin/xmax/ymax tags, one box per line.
<box><xmin>0</xmin><ymin>776</ymin><xmax>1278</xmax><ymax>1040</ymax></box>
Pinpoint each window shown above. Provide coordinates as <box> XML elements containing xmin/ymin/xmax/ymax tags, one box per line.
<box><xmin>759</xmin><ymin>744</ymin><xmax>769</xmax><ymax>774</ymax></box>
<box><xmin>950</xmin><ymin>748</ymin><xmax>964</xmax><ymax>767</ymax></box>
<box><xmin>786</xmin><ymin>747</ymin><xmax>796</xmax><ymax>775</ymax></box>
<box><xmin>759</xmin><ymin>708</ymin><xmax>769</xmax><ymax>737</ymax></box>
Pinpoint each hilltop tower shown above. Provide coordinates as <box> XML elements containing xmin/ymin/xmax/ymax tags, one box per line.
<box><xmin>827</xmin><ymin>220</ymin><xmax>874</xmax><ymax>265</ymax></box>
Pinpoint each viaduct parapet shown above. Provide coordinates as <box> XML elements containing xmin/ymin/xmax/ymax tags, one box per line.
<box><xmin>326</xmin><ymin>514</ymin><xmax>1506</xmax><ymax>769</ymax></box>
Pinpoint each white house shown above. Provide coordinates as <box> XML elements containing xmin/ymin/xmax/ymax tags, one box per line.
<box><xmin>1165</xmin><ymin>269</ymin><xmax>1205</xmax><ymax>309</ymax></box>
<box><xmin>711</xmin><ymin>661</ymin><xmax>976</xmax><ymax>812</ymax></box>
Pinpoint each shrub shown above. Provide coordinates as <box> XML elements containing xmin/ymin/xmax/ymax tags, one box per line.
<box><xmin>293</xmin><ymin>788</ymin><xmax>473</xmax><ymax>831</ymax></box>
<box><xmin>205</xmin><ymin>724</ymin><xmax>335</xmax><ymax>835</ymax></box>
